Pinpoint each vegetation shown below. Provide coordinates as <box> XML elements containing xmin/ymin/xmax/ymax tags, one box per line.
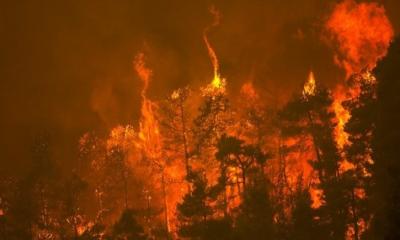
<box><xmin>0</xmin><ymin>30</ymin><xmax>399</xmax><ymax>240</ymax></box>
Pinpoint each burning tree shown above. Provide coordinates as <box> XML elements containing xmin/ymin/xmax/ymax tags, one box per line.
<box><xmin>340</xmin><ymin>70</ymin><xmax>377</xmax><ymax>239</ymax></box>
<box><xmin>371</xmin><ymin>39</ymin><xmax>400</xmax><ymax>239</ymax></box>
<box><xmin>3</xmin><ymin>2</ymin><xmax>399</xmax><ymax>240</ymax></box>
<box><xmin>160</xmin><ymin>87</ymin><xmax>193</xmax><ymax>191</ymax></box>
<box><xmin>279</xmin><ymin>73</ymin><xmax>348</xmax><ymax>239</ymax></box>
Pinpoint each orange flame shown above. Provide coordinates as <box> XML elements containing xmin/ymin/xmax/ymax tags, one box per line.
<box><xmin>303</xmin><ymin>71</ymin><xmax>316</xmax><ymax>98</ymax></box>
<box><xmin>332</xmin><ymin>86</ymin><xmax>351</xmax><ymax>151</ymax></box>
<box><xmin>203</xmin><ymin>6</ymin><xmax>226</xmax><ymax>93</ymax></box>
<box><xmin>310</xmin><ymin>188</ymin><xmax>324</xmax><ymax>209</ymax></box>
<box><xmin>106</xmin><ymin>125</ymin><xmax>136</xmax><ymax>151</ymax></box>
<box><xmin>325</xmin><ymin>0</ymin><xmax>394</xmax><ymax>78</ymax></box>
<box><xmin>134</xmin><ymin>53</ymin><xmax>152</xmax><ymax>99</ymax></box>
<box><xmin>134</xmin><ymin>53</ymin><xmax>162</xmax><ymax>160</ymax></box>
<box><xmin>133</xmin><ymin>53</ymin><xmax>189</xmax><ymax>234</ymax></box>
<box><xmin>325</xmin><ymin>0</ymin><xmax>392</xmax><ymax>177</ymax></box>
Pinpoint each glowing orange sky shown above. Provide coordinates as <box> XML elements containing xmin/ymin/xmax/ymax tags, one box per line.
<box><xmin>0</xmin><ymin>0</ymin><xmax>399</xmax><ymax>174</ymax></box>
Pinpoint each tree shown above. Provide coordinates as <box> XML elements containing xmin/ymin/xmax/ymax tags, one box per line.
<box><xmin>236</xmin><ymin>82</ymin><xmax>271</xmax><ymax>147</ymax></box>
<box><xmin>4</xmin><ymin>133</ymin><xmax>61</xmax><ymax>239</ymax></box>
<box><xmin>234</xmin><ymin>175</ymin><xmax>274</xmax><ymax>240</ymax></box>
<box><xmin>190</xmin><ymin>86</ymin><xmax>233</xmax><ymax>220</ymax></box>
<box><xmin>193</xmin><ymin>89</ymin><xmax>232</xmax><ymax>157</ymax></box>
<box><xmin>160</xmin><ymin>87</ymin><xmax>193</xmax><ymax>183</ymax></box>
<box><xmin>290</xmin><ymin>176</ymin><xmax>319</xmax><ymax>240</ymax></box>
<box><xmin>216</xmin><ymin>134</ymin><xmax>269</xmax><ymax>195</ymax></box>
<box><xmin>87</xmin><ymin>126</ymin><xmax>136</xmax><ymax>223</ymax></box>
<box><xmin>110</xmin><ymin>209</ymin><xmax>148</xmax><ymax>240</ymax></box>
<box><xmin>371</xmin><ymin>38</ymin><xmax>400</xmax><ymax>239</ymax></box>
<box><xmin>177</xmin><ymin>170</ymin><xmax>214</xmax><ymax>239</ymax></box>
<box><xmin>279</xmin><ymin>85</ymin><xmax>347</xmax><ymax>239</ymax></box>
<box><xmin>342</xmin><ymin>70</ymin><xmax>377</xmax><ymax>240</ymax></box>
<box><xmin>59</xmin><ymin>172</ymin><xmax>88</xmax><ymax>239</ymax></box>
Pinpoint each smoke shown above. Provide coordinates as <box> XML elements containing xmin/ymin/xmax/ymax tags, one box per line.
<box><xmin>1</xmin><ymin>0</ymin><xmax>399</xmax><ymax>174</ymax></box>
<box><xmin>134</xmin><ymin>52</ymin><xmax>153</xmax><ymax>98</ymax></box>
<box><xmin>325</xmin><ymin>0</ymin><xmax>394</xmax><ymax>78</ymax></box>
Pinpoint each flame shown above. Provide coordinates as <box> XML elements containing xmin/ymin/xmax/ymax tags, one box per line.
<box><xmin>332</xmin><ymin>86</ymin><xmax>354</xmax><ymax>172</ymax></box>
<box><xmin>133</xmin><ymin>53</ymin><xmax>163</xmax><ymax>160</ymax></box>
<box><xmin>106</xmin><ymin>125</ymin><xmax>136</xmax><ymax>151</ymax></box>
<box><xmin>310</xmin><ymin>188</ymin><xmax>323</xmax><ymax>209</ymax></box>
<box><xmin>360</xmin><ymin>70</ymin><xmax>377</xmax><ymax>85</ymax></box>
<box><xmin>333</xmin><ymin>70</ymin><xmax>376</xmax><ymax>169</ymax></box>
<box><xmin>134</xmin><ymin>53</ymin><xmax>152</xmax><ymax>97</ymax></box>
<box><xmin>325</xmin><ymin>0</ymin><xmax>394</xmax><ymax>78</ymax></box>
<box><xmin>240</xmin><ymin>82</ymin><xmax>259</xmax><ymax>101</ymax></box>
<box><xmin>171</xmin><ymin>89</ymin><xmax>180</xmax><ymax>100</ymax></box>
<box><xmin>203</xmin><ymin>6</ymin><xmax>226</xmax><ymax>93</ymax></box>
<box><xmin>303</xmin><ymin>71</ymin><xmax>316</xmax><ymax>98</ymax></box>
<box><xmin>325</xmin><ymin>0</ymin><xmax>392</xmax><ymax>175</ymax></box>
<box><xmin>74</xmin><ymin>3</ymin><xmax>392</xmax><ymax>235</ymax></box>
<box><xmin>325</xmin><ymin>0</ymin><xmax>391</xmax><ymax>177</ymax></box>
<box><xmin>332</xmin><ymin>86</ymin><xmax>351</xmax><ymax>150</ymax></box>
<box><xmin>133</xmin><ymin>53</ymin><xmax>187</xmax><ymax>234</ymax></box>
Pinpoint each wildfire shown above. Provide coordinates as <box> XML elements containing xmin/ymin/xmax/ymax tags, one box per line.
<box><xmin>325</xmin><ymin>0</ymin><xmax>394</xmax><ymax>78</ymax></box>
<box><xmin>106</xmin><ymin>125</ymin><xmax>136</xmax><ymax>151</ymax></box>
<box><xmin>203</xmin><ymin>6</ymin><xmax>226</xmax><ymax>93</ymax></box>
<box><xmin>310</xmin><ymin>188</ymin><xmax>323</xmax><ymax>209</ymax></box>
<box><xmin>332</xmin><ymin>86</ymin><xmax>351</xmax><ymax>150</ymax></box>
<box><xmin>325</xmin><ymin>0</ymin><xmax>393</xmax><ymax>172</ymax></box>
<box><xmin>133</xmin><ymin>53</ymin><xmax>191</xmax><ymax>235</ymax></box>
<box><xmin>134</xmin><ymin>53</ymin><xmax>152</xmax><ymax>97</ymax></box>
<box><xmin>171</xmin><ymin>89</ymin><xmax>180</xmax><ymax>100</ymax></box>
<box><xmin>9</xmin><ymin>1</ymin><xmax>399</xmax><ymax>239</ymax></box>
<box><xmin>360</xmin><ymin>70</ymin><xmax>377</xmax><ymax>85</ymax></box>
<box><xmin>303</xmin><ymin>71</ymin><xmax>316</xmax><ymax>98</ymax></box>
<box><xmin>133</xmin><ymin>53</ymin><xmax>162</xmax><ymax>160</ymax></box>
<box><xmin>240</xmin><ymin>82</ymin><xmax>258</xmax><ymax>101</ymax></box>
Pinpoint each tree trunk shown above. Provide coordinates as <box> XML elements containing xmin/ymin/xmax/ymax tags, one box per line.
<box><xmin>306</xmin><ymin>110</ymin><xmax>324</xmax><ymax>181</ymax></box>
<box><xmin>161</xmin><ymin>171</ymin><xmax>170</xmax><ymax>234</ymax></box>
<box><xmin>179</xmin><ymin>100</ymin><xmax>191</xmax><ymax>193</ymax></box>
<box><xmin>351</xmin><ymin>189</ymin><xmax>359</xmax><ymax>240</ymax></box>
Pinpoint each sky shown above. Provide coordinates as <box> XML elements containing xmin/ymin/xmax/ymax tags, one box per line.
<box><xmin>1</xmin><ymin>0</ymin><xmax>399</xmax><ymax>174</ymax></box>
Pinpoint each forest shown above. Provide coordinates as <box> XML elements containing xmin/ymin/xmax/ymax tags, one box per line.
<box><xmin>1</xmin><ymin>1</ymin><xmax>400</xmax><ymax>240</ymax></box>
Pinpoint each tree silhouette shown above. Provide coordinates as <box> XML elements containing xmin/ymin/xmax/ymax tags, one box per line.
<box><xmin>371</xmin><ymin>38</ymin><xmax>400</xmax><ymax>239</ymax></box>
<box><xmin>234</xmin><ymin>176</ymin><xmax>274</xmax><ymax>240</ymax></box>
<box><xmin>343</xmin><ymin>70</ymin><xmax>377</xmax><ymax>240</ymax></box>
<box><xmin>177</xmin><ymin>170</ymin><xmax>214</xmax><ymax>239</ymax></box>
<box><xmin>160</xmin><ymin>87</ymin><xmax>193</xmax><ymax>185</ymax></box>
<box><xmin>279</xmin><ymin>86</ymin><xmax>347</xmax><ymax>239</ymax></box>
<box><xmin>110</xmin><ymin>209</ymin><xmax>148</xmax><ymax>240</ymax></box>
<box><xmin>290</xmin><ymin>180</ymin><xmax>317</xmax><ymax>240</ymax></box>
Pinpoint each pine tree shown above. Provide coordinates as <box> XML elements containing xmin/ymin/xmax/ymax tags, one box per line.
<box><xmin>160</xmin><ymin>87</ymin><xmax>194</xmax><ymax>197</ymax></box>
<box><xmin>279</xmin><ymin>86</ymin><xmax>347</xmax><ymax>239</ymax></box>
<box><xmin>177</xmin><ymin>170</ymin><xmax>213</xmax><ymax>239</ymax></box>
<box><xmin>290</xmin><ymin>176</ymin><xmax>319</xmax><ymax>240</ymax></box>
<box><xmin>371</xmin><ymin>38</ymin><xmax>400</xmax><ymax>239</ymax></box>
<box><xmin>234</xmin><ymin>175</ymin><xmax>274</xmax><ymax>240</ymax></box>
<box><xmin>160</xmin><ymin>87</ymin><xmax>193</xmax><ymax>179</ymax></box>
<box><xmin>193</xmin><ymin>90</ymin><xmax>231</xmax><ymax>156</ymax></box>
<box><xmin>216</xmin><ymin>134</ymin><xmax>269</xmax><ymax>196</ymax></box>
<box><xmin>343</xmin><ymin>70</ymin><xmax>377</xmax><ymax>240</ymax></box>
